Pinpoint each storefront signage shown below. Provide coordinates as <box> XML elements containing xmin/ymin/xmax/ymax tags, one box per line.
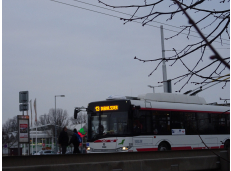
<box><xmin>18</xmin><ymin>115</ymin><xmax>29</xmax><ymax>143</ymax></box>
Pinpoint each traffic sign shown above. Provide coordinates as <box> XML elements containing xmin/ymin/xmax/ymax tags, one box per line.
<box><xmin>19</xmin><ymin>104</ymin><xmax>28</xmax><ymax>111</ymax></box>
<box><xmin>19</xmin><ymin>91</ymin><xmax>29</xmax><ymax>103</ymax></box>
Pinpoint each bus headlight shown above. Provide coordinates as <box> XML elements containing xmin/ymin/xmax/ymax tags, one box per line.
<box><xmin>122</xmin><ymin>147</ymin><xmax>128</xmax><ymax>151</ymax></box>
<box><xmin>116</xmin><ymin>146</ymin><xmax>130</xmax><ymax>152</ymax></box>
<box><xmin>86</xmin><ymin>147</ymin><xmax>91</xmax><ymax>151</ymax></box>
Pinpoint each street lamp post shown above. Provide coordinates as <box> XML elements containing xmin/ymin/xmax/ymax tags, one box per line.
<box><xmin>147</xmin><ymin>85</ymin><xmax>163</xmax><ymax>93</ymax></box>
<box><xmin>55</xmin><ymin>95</ymin><xmax>65</xmax><ymax>153</ymax></box>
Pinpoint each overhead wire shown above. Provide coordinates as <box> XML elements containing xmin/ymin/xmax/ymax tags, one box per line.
<box><xmin>186</xmin><ymin>74</ymin><xmax>230</xmax><ymax>95</ymax></box>
<box><xmin>165</xmin><ymin>48</ymin><xmax>230</xmax><ymax>51</ymax></box>
<box><xmin>202</xmin><ymin>77</ymin><xmax>229</xmax><ymax>91</ymax></box>
<box><xmin>50</xmin><ymin>0</ymin><xmax>230</xmax><ymax>46</ymax></box>
<box><xmin>72</xmin><ymin>0</ymin><xmax>230</xmax><ymax>43</ymax></box>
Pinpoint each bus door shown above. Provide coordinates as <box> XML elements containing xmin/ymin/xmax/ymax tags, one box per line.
<box><xmin>132</xmin><ymin>110</ymin><xmax>153</xmax><ymax>149</ymax></box>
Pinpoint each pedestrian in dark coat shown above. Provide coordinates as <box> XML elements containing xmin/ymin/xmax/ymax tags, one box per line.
<box><xmin>58</xmin><ymin>126</ymin><xmax>69</xmax><ymax>154</ymax></box>
<box><xmin>68</xmin><ymin>128</ymin><xmax>80</xmax><ymax>154</ymax></box>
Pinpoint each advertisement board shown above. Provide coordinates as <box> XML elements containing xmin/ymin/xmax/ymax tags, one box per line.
<box><xmin>18</xmin><ymin>115</ymin><xmax>29</xmax><ymax>143</ymax></box>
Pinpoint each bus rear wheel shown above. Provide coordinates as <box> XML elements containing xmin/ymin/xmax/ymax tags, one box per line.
<box><xmin>158</xmin><ymin>142</ymin><xmax>170</xmax><ymax>151</ymax></box>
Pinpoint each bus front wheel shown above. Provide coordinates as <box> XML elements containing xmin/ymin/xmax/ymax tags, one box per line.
<box><xmin>158</xmin><ymin>142</ymin><xmax>170</xmax><ymax>151</ymax></box>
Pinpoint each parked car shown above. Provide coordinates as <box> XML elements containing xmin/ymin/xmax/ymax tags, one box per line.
<box><xmin>57</xmin><ymin>151</ymin><xmax>74</xmax><ymax>154</ymax></box>
<box><xmin>65</xmin><ymin>151</ymin><xmax>73</xmax><ymax>154</ymax></box>
<box><xmin>33</xmin><ymin>150</ymin><xmax>43</xmax><ymax>155</ymax></box>
<box><xmin>34</xmin><ymin>150</ymin><xmax>55</xmax><ymax>155</ymax></box>
<box><xmin>31</xmin><ymin>151</ymin><xmax>37</xmax><ymax>155</ymax></box>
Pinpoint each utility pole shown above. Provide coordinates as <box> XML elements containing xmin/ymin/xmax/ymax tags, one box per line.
<box><xmin>160</xmin><ymin>25</ymin><xmax>168</xmax><ymax>93</ymax></box>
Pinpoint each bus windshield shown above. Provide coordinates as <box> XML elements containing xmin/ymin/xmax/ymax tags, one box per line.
<box><xmin>89</xmin><ymin>111</ymin><xmax>131</xmax><ymax>140</ymax></box>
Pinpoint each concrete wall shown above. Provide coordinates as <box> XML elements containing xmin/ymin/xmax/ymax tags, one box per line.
<box><xmin>3</xmin><ymin>149</ymin><xmax>227</xmax><ymax>171</ymax></box>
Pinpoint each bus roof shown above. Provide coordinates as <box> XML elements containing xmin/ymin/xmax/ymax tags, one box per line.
<box><xmin>138</xmin><ymin>93</ymin><xmax>206</xmax><ymax>105</ymax></box>
<box><xmin>104</xmin><ymin>93</ymin><xmax>229</xmax><ymax>113</ymax></box>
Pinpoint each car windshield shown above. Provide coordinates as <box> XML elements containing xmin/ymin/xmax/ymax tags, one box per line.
<box><xmin>89</xmin><ymin>111</ymin><xmax>131</xmax><ymax>140</ymax></box>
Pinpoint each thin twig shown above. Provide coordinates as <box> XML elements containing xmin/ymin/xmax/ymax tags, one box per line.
<box><xmin>173</xmin><ymin>0</ymin><xmax>230</xmax><ymax>69</ymax></box>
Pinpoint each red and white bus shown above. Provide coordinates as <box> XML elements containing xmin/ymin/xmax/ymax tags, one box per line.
<box><xmin>83</xmin><ymin>93</ymin><xmax>229</xmax><ymax>153</ymax></box>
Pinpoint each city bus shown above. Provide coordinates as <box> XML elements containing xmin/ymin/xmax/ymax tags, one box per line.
<box><xmin>77</xmin><ymin>93</ymin><xmax>230</xmax><ymax>153</ymax></box>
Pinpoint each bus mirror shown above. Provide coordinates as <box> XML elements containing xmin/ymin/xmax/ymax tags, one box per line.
<box><xmin>74</xmin><ymin>108</ymin><xmax>80</xmax><ymax>119</ymax></box>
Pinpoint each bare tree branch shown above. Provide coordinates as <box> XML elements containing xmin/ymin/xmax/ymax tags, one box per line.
<box><xmin>100</xmin><ymin>0</ymin><xmax>230</xmax><ymax>92</ymax></box>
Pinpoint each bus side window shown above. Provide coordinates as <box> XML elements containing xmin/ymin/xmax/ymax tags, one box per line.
<box><xmin>227</xmin><ymin>115</ymin><xmax>230</xmax><ymax>134</ymax></box>
<box><xmin>152</xmin><ymin>111</ymin><xmax>171</xmax><ymax>135</ymax></box>
<box><xmin>197</xmin><ymin>113</ymin><xmax>209</xmax><ymax>134</ymax></box>
<box><xmin>171</xmin><ymin>112</ymin><xmax>184</xmax><ymax>129</ymax></box>
<box><xmin>184</xmin><ymin>112</ymin><xmax>197</xmax><ymax>135</ymax></box>
<box><xmin>218</xmin><ymin>114</ymin><xmax>228</xmax><ymax>134</ymax></box>
<box><xmin>210</xmin><ymin>113</ymin><xmax>224</xmax><ymax>134</ymax></box>
<box><xmin>133</xmin><ymin>110</ymin><xmax>152</xmax><ymax>134</ymax></box>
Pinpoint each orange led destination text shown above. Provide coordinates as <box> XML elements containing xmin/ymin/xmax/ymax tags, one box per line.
<box><xmin>95</xmin><ymin>105</ymin><xmax>118</xmax><ymax>112</ymax></box>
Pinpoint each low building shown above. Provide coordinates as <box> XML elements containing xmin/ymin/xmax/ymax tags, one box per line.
<box><xmin>3</xmin><ymin>123</ymin><xmax>87</xmax><ymax>155</ymax></box>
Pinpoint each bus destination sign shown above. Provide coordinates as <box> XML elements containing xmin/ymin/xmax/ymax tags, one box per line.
<box><xmin>95</xmin><ymin>105</ymin><xmax>118</xmax><ymax>112</ymax></box>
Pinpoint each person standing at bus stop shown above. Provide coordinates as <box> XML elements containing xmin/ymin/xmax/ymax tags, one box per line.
<box><xmin>69</xmin><ymin>128</ymin><xmax>81</xmax><ymax>154</ymax></box>
<box><xmin>58</xmin><ymin>126</ymin><xmax>69</xmax><ymax>154</ymax></box>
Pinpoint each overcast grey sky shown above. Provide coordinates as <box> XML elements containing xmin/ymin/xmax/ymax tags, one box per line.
<box><xmin>2</xmin><ymin>0</ymin><xmax>230</xmax><ymax>124</ymax></box>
